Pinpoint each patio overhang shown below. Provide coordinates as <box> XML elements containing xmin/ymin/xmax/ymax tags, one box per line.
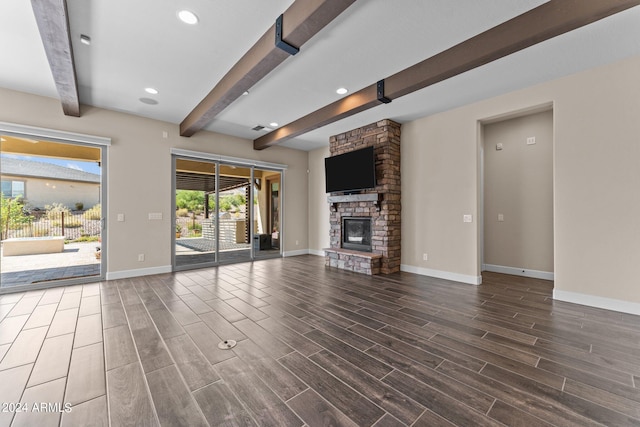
<box><xmin>0</xmin><ymin>135</ymin><xmax>101</xmax><ymax>162</ymax></box>
<box><xmin>175</xmin><ymin>159</ymin><xmax>266</xmax><ymax>193</ymax></box>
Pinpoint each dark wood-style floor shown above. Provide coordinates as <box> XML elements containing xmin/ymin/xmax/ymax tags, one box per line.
<box><xmin>1</xmin><ymin>255</ymin><xmax>640</xmax><ymax>426</ymax></box>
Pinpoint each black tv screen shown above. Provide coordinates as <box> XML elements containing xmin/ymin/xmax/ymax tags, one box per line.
<box><xmin>325</xmin><ymin>146</ymin><xmax>376</xmax><ymax>193</ymax></box>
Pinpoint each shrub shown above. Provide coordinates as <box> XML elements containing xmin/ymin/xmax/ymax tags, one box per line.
<box><xmin>45</xmin><ymin>203</ymin><xmax>70</xmax><ymax>220</ymax></box>
<box><xmin>1</xmin><ymin>195</ymin><xmax>32</xmax><ymax>239</ymax></box>
<box><xmin>32</xmin><ymin>227</ymin><xmax>50</xmax><ymax>237</ymax></box>
<box><xmin>75</xmin><ymin>202</ymin><xmax>84</xmax><ymax>211</ymax></box>
<box><xmin>187</xmin><ymin>222</ymin><xmax>202</xmax><ymax>232</ymax></box>
<box><xmin>176</xmin><ymin>208</ymin><xmax>189</xmax><ymax>217</ymax></box>
<box><xmin>51</xmin><ymin>217</ymin><xmax>82</xmax><ymax>228</ymax></box>
<box><xmin>83</xmin><ymin>204</ymin><xmax>101</xmax><ymax>220</ymax></box>
<box><xmin>70</xmin><ymin>235</ymin><xmax>100</xmax><ymax>243</ymax></box>
<box><xmin>64</xmin><ymin>218</ymin><xmax>83</xmax><ymax>228</ymax></box>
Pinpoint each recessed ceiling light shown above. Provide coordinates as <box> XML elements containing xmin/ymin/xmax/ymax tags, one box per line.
<box><xmin>145</xmin><ymin>87</ymin><xmax>159</xmax><ymax>95</ymax></box>
<box><xmin>139</xmin><ymin>97</ymin><xmax>159</xmax><ymax>105</ymax></box>
<box><xmin>177</xmin><ymin>10</ymin><xmax>198</xmax><ymax>25</ymax></box>
<box><xmin>269</xmin><ymin>122</ymin><xmax>279</xmax><ymax>127</ymax></box>
<box><xmin>336</xmin><ymin>87</ymin><xmax>348</xmax><ymax>95</ymax></box>
<box><xmin>80</xmin><ymin>34</ymin><xmax>91</xmax><ymax>45</ymax></box>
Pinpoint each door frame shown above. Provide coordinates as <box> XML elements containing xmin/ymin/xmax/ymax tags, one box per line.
<box><xmin>171</xmin><ymin>148</ymin><xmax>287</xmax><ymax>271</ymax></box>
<box><xmin>478</xmin><ymin>103</ymin><xmax>554</xmax><ymax>281</ymax></box>
<box><xmin>0</xmin><ymin>121</ymin><xmax>110</xmax><ymax>293</ymax></box>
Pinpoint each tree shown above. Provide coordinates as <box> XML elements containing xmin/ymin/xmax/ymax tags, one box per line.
<box><xmin>231</xmin><ymin>194</ymin><xmax>245</xmax><ymax>207</ymax></box>
<box><xmin>219</xmin><ymin>197</ymin><xmax>232</xmax><ymax>212</ymax></box>
<box><xmin>0</xmin><ymin>195</ymin><xmax>32</xmax><ymax>240</ymax></box>
<box><xmin>176</xmin><ymin>190</ymin><xmax>204</xmax><ymax>213</ymax></box>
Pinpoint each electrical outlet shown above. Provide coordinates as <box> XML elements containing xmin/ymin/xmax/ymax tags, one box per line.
<box><xmin>296</xmin><ymin>240</ymin><xmax>299</xmax><ymax>246</ymax></box>
<box><xmin>117</xmin><ymin>213</ymin><xmax>124</xmax><ymax>222</ymax></box>
<box><xmin>526</xmin><ymin>136</ymin><xmax>536</xmax><ymax>145</ymax></box>
<box><xmin>463</xmin><ymin>214</ymin><xmax>473</xmax><ymax>223</ymax></box>
<box><xmin>138</xmin><ymin>254</ymin><xmax>144</xmax><ymax>262</ymax></box>
<box><xmin>423</xmin><ymin>253</ymin><xmax>428</xmax><ymax>261</ymax></box>
<box><xmin>498</xmin><ymin>214</ymin><xmax>504</xmax><ymax>222</ymax></box>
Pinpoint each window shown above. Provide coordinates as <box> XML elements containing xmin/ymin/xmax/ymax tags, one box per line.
<box><xmin>1</xmin><ymin>180</ymin><xmax>25</xmax><ymax>198</ymax></box>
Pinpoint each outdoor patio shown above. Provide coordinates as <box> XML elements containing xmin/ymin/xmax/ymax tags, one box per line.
<box><xmin>0</xmin><ymin>242</ymin><xmax>100</xmax><ymax>288</ymax></box>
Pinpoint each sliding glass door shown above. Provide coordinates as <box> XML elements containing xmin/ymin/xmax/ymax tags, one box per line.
<box><xmin>173</xmin><ymin>152</ymin><xmax>284</xmax><ymax>271</ymax></box>
<box><xmin>0</xmin><ymin>126</ymin><xmax>108</xmax><ymax>292</ymax></box>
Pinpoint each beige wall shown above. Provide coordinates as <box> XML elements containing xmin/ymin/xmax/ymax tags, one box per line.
<box><xmin>3</xmin><ymin>175</ymin><xmax>100</xmax><ymax>210</ymax></box>
<box><xmin>5</xmin><ymin>55</ymin><xmax>640</xmax><ymax>309</ymax></box>
<box><xmin>483</xmin><ymin>110</ymin><xmax>553</xmax><ymax>273</ymax></box>
<box><xmin>401</xmin><ymin>111</ymin><xmax>480</xmax><ymax>281</ymax></box>
<box><xmin>399</xmin><ymin>55</ymin><xmax>640</xmax><ymax>305</ymax></box>
<box><xmin>0</xmin><ymin>88</ymin><xmax>309</xmax><ymax>275</ymax></box>
<box><xmin>307</xmin><ymin>146</ymin><xmax>330</xmax><ymax>254</ymax></box>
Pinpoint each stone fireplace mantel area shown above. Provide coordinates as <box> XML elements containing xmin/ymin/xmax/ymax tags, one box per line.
<box><xmin>325</xmin><ymin>119</ymin><xmax>401</xmax><ymax>275</ymax></box>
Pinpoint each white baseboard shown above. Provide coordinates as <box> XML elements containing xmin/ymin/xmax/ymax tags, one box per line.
<box><xmin>309</xmin><ymin>249</ymin><xmax>325</xmax><ymax>257</ymax></box>
<box><xmin>283</xmin><ymin>249</ymin><xmax>310</xmax><ymax>257</ymax></box>
<box><xmin>400</xmin><ymin>264</ymin><xmax>482</xmax><ymax>285</ymax></box>
<box><xmin>553</xmin><ymin>289</ymin><xmax>640</xmax><ymax>316</ymax></box>
<box><xmin>106</xmin><ymin>265</ymin><xmax>172</xmax><ymax>281</ymax></box>
<box><xmin>482</xmin><ymin>264</ymin><xmax>554</xmax><ymax>281</ymax></box>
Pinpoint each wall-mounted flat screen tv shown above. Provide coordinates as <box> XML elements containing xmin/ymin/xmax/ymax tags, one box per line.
<box><xmin>325</xmin><ymin>146</ymin><xmax>376</xmax><ymax>193</ymax></box>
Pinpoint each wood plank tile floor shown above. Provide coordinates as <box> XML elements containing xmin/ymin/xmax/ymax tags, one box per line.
<box><xmin>1</xmin><ymin>255</ymin><xmax>640</xmax><ymax>426</ymax></box>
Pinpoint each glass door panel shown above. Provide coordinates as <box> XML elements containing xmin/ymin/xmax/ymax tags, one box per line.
<box><xmin>254</xmin><ymin>168</ymin><xmax>282</xmax><ymax>259</ymax></box>
<box><xmin>174</xmin><ymin>158</ymin><xmax>218</xmax><ymax>268</ymax></box>
<box><xmin>217</xmin><ymin>163</ymin><xmax>252</xmax><ymax>264</ymax></box>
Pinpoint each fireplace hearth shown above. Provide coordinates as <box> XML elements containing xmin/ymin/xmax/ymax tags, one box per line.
<box><xmin>342</xmin><ymin>217</ymin><xmax>372</xmax><ymax>252</ymax></box>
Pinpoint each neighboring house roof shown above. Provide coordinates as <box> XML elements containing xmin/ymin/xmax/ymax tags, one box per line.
<box><xmin>0</xmin><ymin>157</ymin><xmax>100</xmax><ymax>183</ymax></box>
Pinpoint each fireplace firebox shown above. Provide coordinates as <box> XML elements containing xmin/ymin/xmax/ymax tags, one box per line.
<box><xmin>342</xmin><ymin>217</ymin><xmax>372</xmax><ymax>252</ymax></box>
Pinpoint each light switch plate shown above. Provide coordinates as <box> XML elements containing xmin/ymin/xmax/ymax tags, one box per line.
<box><xmin>148</xmin><ymin>213</ymin><xmax>162</xmax><ymax>220</ymax></box>
<box><xmin>463</xmin><ymin>214</ymin><xmax>473</xmax><ymax>223</ymax></box>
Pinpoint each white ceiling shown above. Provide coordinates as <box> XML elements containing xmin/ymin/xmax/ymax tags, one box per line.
<box><xmin>1</xmin><ymin>1</ymin><xmax>639</xmax><ymax>151</ymax></box>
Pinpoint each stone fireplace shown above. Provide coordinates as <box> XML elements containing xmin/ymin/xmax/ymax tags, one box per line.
<box><xmin>325</xmin><ymin>119</ymin><xmax>401</xmax><ymax>275</ymax></box>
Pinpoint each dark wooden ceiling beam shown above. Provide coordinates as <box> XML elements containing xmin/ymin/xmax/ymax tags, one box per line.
<box><xmin>31</xmin><ymin>0</ymin><xmax>80</xmax><ymax>117</ymax></box>
<box><xmin>180</xmin><ymin>0</ymin><xmax>357</xmax><ymax>137</ymax></box>
<box><xmin>254</xmin><ymin>0</ymin><xmax>640</xmax><ymax>150</ymax></box>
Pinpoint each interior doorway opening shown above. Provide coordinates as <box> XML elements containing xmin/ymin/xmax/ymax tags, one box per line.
<box><xmin>480</xmin><ymin>107</ymin><xmax>554</xmax><ymax>281</ymax></box>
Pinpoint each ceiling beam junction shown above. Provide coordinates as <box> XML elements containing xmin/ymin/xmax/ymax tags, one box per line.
<box><xmin>31</xmin><ymin>0</ymin><xmax>80</xmax><ymax>117</ymax></box>
<box><xmin>179</xmin><ymin>0</ymin><xmax>357</xmax><ymax>137</ymax></box>
<box><xmin>254</xmin><ymin>0</ymin><xmax>640</xmax><ymax>150</ymax></box>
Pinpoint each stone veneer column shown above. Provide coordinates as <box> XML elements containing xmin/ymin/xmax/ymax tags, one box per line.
<box><xmin>328</xmin><ymin>119</ymin><xmax>401</xmax><ymax>274</ymax></box>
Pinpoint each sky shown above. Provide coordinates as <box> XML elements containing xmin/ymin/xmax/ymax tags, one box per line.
<box><xmin>0</xmin><ymin>153</ymin><xmax>101</xmax><ymax>175</ymax></box>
